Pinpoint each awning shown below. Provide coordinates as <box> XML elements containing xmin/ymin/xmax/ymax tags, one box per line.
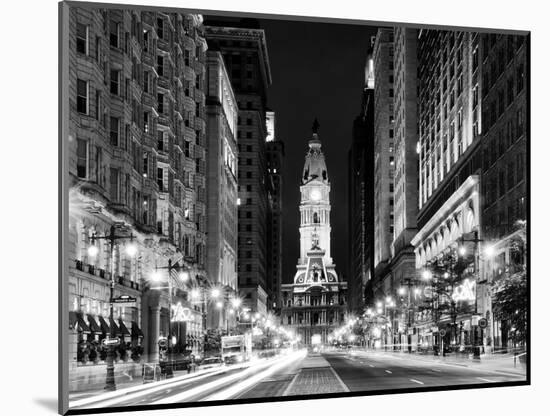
<box><xmin>131</xmin><ymin>321</ymin><xmax>144</xmax><ymax>338</ymax></box>
<box><xmin>87</xmin><ymin>315</ymin><xmax>101</xmax><ymax>333</ymax></box>
<box><xmin>118</xmin><ymin>319</ymin><xmax>131</xmax><ymax>336</ymax></box>
<box><xmin>70</xmin><ymin>312</ymin><xmax>91</xmax><ymax>333</ymax></box>
<box><xmin>98</xmin><ymin>316</ymin><xmax>110</xmax><ymax>333</ymax></box>
<box><xmin>109</xmin><ymin>318</ymin><xmax>122</xmax><ymax>336</ymax></box>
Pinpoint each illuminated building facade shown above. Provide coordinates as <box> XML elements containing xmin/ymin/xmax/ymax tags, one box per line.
<box><xmin>204</xmin><ymin>22</ymin><xmax>272</xmax><ymax>317</ymax></box>
<box><xmin>280</xmin><ymin>126</ymin><xmax>347</xmax><ymax>345</ymax></box>
<box><xmin>479</xmin><ymin>33</ymin><xmax>527</xmax><ymax>349</ymax></box>
<box><xmin>67</xmin><ymin>8</ymin><xmax>208</xmax><ymax>389</ymax></box>
<box><xmin>266</xmin><ymin>111</ymin><xmax>285</xmax><ymax>310</ymax></box>
<box><xmin>205</xmin><ymin>50</ymin><xmax>239</xmax><ymax>330</ymax></box>
<box><xmin>348</xmin><ymin>36</ymin><xmax>375</xmax><ymax>313</ymax></box>
<box><xmin>411</xmin><ymin>29</ymin><xmax>483</xmax><ymax>350</ymax></box>
<box><xmin>372</xmin><ymin>28</ymin><xmax>395</xmax><ymax>295</ymax></box>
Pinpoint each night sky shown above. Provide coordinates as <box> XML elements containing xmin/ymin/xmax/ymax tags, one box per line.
<box><xmin>260</xmin><ymin>19</ymin><xmax>377</xmax><ymax>283</ymax></box>
<box><xmin>205</xmin><ymin>15</ymin><xmax>378</xmax><ymax>284</ymax></box>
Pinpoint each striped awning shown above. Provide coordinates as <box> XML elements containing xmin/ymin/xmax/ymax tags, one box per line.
<box><xmin>87</xmin><ymin>315</ymin><xmax>101</xmax><ymax>333</ymax></box>
<box><xmin>118</xmin><ymin>319</ymin><xmax>131</xmax><ymax>336</ymax></box>
<box><xmin>131</xmin><ymin>321</ymin><xmax>144</xmax><ymax>338</ymax></box>
<box><xmin>69</xmin><ymin>312</ymin><xmax>90</xmax><ymax>333</ymax></box>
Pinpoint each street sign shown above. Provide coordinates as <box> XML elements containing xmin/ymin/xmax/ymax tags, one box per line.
<box><xmin>439</xmin><ymin>329</ymin><xmax>446</xmax><ymax>337</ymax></box>
<box><xmin>102</xmin><ymin>337</ymin><xmax>120</xmax><ymax>346</ymax></box>
<box><xmin>113</xmin><ymin>295</ymin><xmax>137</xmax><ymax>307</ymax></box>
<box><xmin>478</xmin><ymin>318</ymin><xmax>488</xmax><ymax>329</ymax></box>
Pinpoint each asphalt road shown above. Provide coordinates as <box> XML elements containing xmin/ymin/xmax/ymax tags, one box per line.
<box><xmin>69</xmin><ymin>349</ymin><xmax>526</xmax><ymax>410</ymax></box>
<box><xmin>323</xmin><ymin>351</ymin><xmax>526</xmax><ymax>392</ymax></box>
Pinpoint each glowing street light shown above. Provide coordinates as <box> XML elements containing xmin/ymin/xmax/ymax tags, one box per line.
<box><xmin>422</xmin><ymin>270</ymin><xmax>432</xmax><ymax>280</ymax></box>
<box><xmin>87</xmin><ymin>244</ymin><xmax>99</xmax><ymax>258</ymax></box>
<box><xmin>231</xmin><ymin>298</ymin><xmax>241</xmax><ymax>308</ymax></box>
<box><xmin>151</xmin><ymin>270</ymin><xmax>163</xmax><ymax>282</ymax></box>
<box><xmin>190</xmin><ymin>288</ymin><xmax>201</xmax><ymax>300</ymax></box>
<box><xmin>459</xmin><ymin>246</ymin><xmax>467</xmax><ymax>256</ymax></box>
<box><xmin>178</xmin><ymin>271</ymin><xmax>189</xmax><ymax>282</ymax></box>
<box><xmin>398</xmin><ymin>287</ymin><xmax>406</xmax><ymax>296</ymax></box>
<box><xmin>211</xmin><ymin>288</ymin><xmax>221</xmax><ymax>299</ymax></box>
<box><xmin>484</xmin><ymin>245</ymin><xmax>495</xmax><ymax>258</ymax></box>
<box><xmin>125</xmin><ymin>242</ymin><xmax>138</xmax><ymax>257</ymax></box>
<box><xmin>215</xmin><ymin>301</ymin><xmax>223</xmax><ymax>309</ymax></box>
<box><xmin>443</xmin><ymin>272</ymin><xmax>450</xmax><ymax>279</ymax></box>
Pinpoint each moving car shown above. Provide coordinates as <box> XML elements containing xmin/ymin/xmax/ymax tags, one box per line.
<box><xmin>200</xmin><ymin>356</ymin><xmax>224</xmax><ymax>369</ymax></box>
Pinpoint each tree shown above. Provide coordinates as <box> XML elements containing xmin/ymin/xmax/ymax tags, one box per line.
<box><xmin>492</xmin><ymin>271</ymin><xmax>527</xmax><ymax>345</ymax></box>
<box><xmin>491</xmin><ymin>220</ymin><xmax>527</xmax><ymax>346</ymax></box>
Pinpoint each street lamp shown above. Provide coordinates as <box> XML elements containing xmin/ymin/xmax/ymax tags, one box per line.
<box><xmin>88</xmin><ymin>224</ymin><xmax>136</xmax><ymax>391</ymax></box>
<box><xmin>150</xmin><ymin>258</ymin><xmax>191</xmax><ymax>378</ymax></box>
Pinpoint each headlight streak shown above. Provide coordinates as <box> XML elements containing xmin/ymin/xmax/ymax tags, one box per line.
<box><xmin>152</xmin><ymin>350</ymin><xmax>307</xmax><ymax>404</ymax></box>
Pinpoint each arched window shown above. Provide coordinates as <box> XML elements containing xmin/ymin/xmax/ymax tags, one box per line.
<box><xmin>313</xmin><ymin>212</ymin><xmax>319</xmax><ymax>223</ymax></box>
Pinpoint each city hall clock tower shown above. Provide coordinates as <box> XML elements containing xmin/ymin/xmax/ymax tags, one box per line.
<box><xmin>280</xmin><ymin>120</ymin><xmax>346</xmax><ymax>346</ymax></box>
<box><xmin>298</xmin><ymin>119</ymin><xmax>334</xmax><ymax>268</ymax></box>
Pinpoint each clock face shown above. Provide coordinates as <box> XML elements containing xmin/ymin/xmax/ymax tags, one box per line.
<box><xmin>310</xmin><ymin>189</ymin><xmax>321</xmax><ymax>201</ymax></box>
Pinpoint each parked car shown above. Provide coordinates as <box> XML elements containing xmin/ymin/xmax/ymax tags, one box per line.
<box><xmin>200</xmin><ymin>357</ymin><xmax>224</xmax><ymax>370</ymax></box>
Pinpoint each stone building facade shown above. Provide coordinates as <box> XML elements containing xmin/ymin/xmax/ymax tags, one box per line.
<box><xmin>66</xmin><ymin>7</ymin><xmax>209</xmax><ymax>390</ymax></box>
<box><xmin>205</xmin><ymin>50</ymin><xmax>239</xmax><ymax>330</ymax></box>
<box><xmin>266</xmin><ymin>111</ymin><xmax>285</xmax><ymax>310</ymax></box>
<box><xmin>204</xmin><ymin>22</ymin><xmax>272</xmax><ymax>317</ymax></box>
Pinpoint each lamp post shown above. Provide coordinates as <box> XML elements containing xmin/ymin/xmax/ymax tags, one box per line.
<box><xmin>152</xmin><ymin>258</ymin><xmax>190</xmax><ymax>377</ymax></box>
<box><xmin>88</xmin><ymin>223</ymin><xmax>136</xmax><ymax>391</ymax></box>
<box><xmin>458</xmin><ymin>233</ymin><xmax>495</xmax><ymax>359</ymax></box>
<box><xmin>399</xmin><ymin>278</ymin><xmax>419</xmax><ymax>353</ymax></box>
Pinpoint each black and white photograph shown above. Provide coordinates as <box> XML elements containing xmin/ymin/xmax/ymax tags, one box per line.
<box><xmin>58</xmin><ymin>1</ymin><xmax>529</xmax><ymax>414</ymax></box>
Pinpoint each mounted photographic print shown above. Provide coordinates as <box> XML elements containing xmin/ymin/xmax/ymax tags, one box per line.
<box><xmin>59</xmin><ymin>1</ymin><xmax>530</xmax><ymax>414</ymax></box>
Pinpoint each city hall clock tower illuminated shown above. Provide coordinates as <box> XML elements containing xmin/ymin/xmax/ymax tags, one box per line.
<box><xmin>280</xmin><ymin>120</ymin><xmax>347</xmax><ymax>346</ymax></box>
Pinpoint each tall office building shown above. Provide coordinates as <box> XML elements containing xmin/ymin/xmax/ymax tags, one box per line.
<box><xmin>479</xmin><ymin>33</ymin><xmax>527</xmax><ymax>349</ymax></box>
<box><xmin>67</xmin><ymin>9</ymin><xmax>208</xmax><ymax>389</ymax></box>
<box><xmin>266</xmin><ymin>111</ymin><xmax>285</xmax><ymax>310</ymax></box>
<box><xmin>205</xmin><ymin>50</ymin><xmax>239</xmax><ymax>330</ymax></box>
<box><xmin>348</xmin><ymin>37</ymin><xmax>375</xmax><ymax>313</ymax></box>
<box><xmin>372</xmin><ymin>28</ymin><xmax>395</xmax><ymax>295</ymax></box>
<box><xmin>205</xmin><ymin>21</ymin><xmax>272</xmax><ymax>317</ymax></box>
<box><xmin>411</xmin><ymin>30</ymin><xmax>482</xmax><ymax>348</ymax></box>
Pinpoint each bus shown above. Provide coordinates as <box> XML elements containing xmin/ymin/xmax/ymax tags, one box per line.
<box><xmin>221</xmin><ymin>334</ymin><xmax>252</xmax><ymax>364</ymax></box>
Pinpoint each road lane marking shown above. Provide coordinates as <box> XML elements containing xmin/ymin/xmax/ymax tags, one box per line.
<box><xmin>409</xmin><ymin>379</ymin><xmax>424</xmax><ymax>385</ymax></box>
<box><xmin>369</xmin><ymin>364</ymin><xmax>375</xmax><ymax>367</ymax></box>
<box><xmin>432</xmin><ymin>369</ymin><xmax>442</xmax><ymax>372</ymax></box>
<box><xmin>476</xmin><ymin>377</ymin><xmax>495</xmax><ymax>383</ymax></box>
<box><xmin>385</xmin><ymin>370</ymin><xmax>392</xmax><ymax>374</ymax></box>
<box><xmin>329</xmin><ymin>367</ymin><xmax>350</xmax><ymax>392</ymax></box>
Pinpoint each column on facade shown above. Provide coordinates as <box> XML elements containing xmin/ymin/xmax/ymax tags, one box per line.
<box><xmin>150</xmin><ymin>306</ymin><xmax>160</xmax><ymax>362</ymax></box>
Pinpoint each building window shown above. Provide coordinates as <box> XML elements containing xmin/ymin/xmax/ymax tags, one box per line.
<box><xmin>110</xmin><ymin>117</ymin><xmax>119</xmax><ymax>146</ymax></box>
<box><xmin>76</xmin><ymin>138</ymin><xmax>88</xmax><ymax>179</ymax></box>
<box><xmin>516</xmin><ymin>108</ymin><xmax>524</xmax><ymax>138</ymax></box>
<box><xmin>76</xmin><ymin>79</ymin><xmax>88</xmax><ymax>114</ymax></box>
<box><xmin>158</xmin><ymin>93</ymin><xmax>164</xmax><ymax>114</ymax></box>
<box><xmin>143</xmin><ymin>112</ymin><xmax>150</xmax><ymax>133</ymax></box>
<box><xmin>157</xmin><ymin>55</ymin><xmax>164</xmax><ymax>77</ymax></box>
<box><xmin>157</xmin><ymin>131</ymin><xmax>165</xmax><ymax>152</ymax></box>
<box><xmin>109</xmin><ymin>168</ymin><xmax>119</xmax><ymax>202</ymax></box>
<box><xmin>110</xmin><ymin>69</ymin><xmax>120</xmax><ymax>95</ymax></box>
<box><xmin>157</xmin><ymin>17</ymin><xmax>164</xmax><ymax>40</ymax></box>
<box><xmin>76</xmin><ymin>23</ymin><xmax>88</xmax><ymax>54</ymax></box>
<box><xmin>109</xmin><ymin>21</ymin><xmax>119</xmax><ymax>48</ymax></box>
<box><xmin>516</xmin><ymin>64</ymin><xmax>525</xmax><ymax>92</ymax></box>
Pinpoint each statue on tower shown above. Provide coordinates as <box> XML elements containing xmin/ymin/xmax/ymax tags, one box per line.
<box><xmin>311</xmin><ymin>228</ymin><xmax>321</xmax><ymax>250</ymax></box>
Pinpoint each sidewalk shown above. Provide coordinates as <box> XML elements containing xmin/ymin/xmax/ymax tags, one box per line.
<box><xmin>283</xmin><ymin>354</ymin><xmax>349</xmax><ymax>396</ymax></box>
<box><xmin>353</xmin><ymin>349</ymin><xmax>527</xmax><ymax>376</ymax></box>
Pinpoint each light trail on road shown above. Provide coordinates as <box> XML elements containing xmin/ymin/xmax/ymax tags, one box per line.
<box><xmin>152</xmin><ymin>350</ymin><xmax>307</xmax><ymax>404</ymax></box>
